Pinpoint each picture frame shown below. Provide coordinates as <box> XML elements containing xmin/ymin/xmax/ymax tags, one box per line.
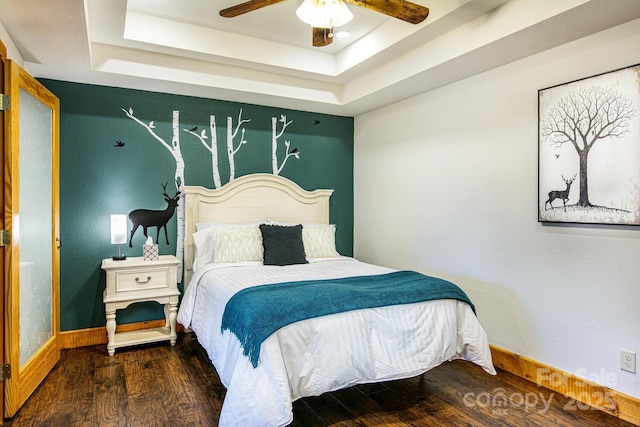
<box><xmin>538</xmin><ymin>63</ymin><xmax>640</xmax><ymax>225</ymax></box>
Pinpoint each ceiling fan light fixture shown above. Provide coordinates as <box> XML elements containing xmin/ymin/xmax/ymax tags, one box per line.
<box><xmin>296</xmin><ymin>0</ymin><xmax>353</xmax><ymax>29</ymax></box>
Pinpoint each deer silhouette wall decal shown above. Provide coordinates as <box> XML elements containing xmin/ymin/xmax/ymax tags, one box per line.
<box><xmin>129</xmin><ymin>182</ymin><xmax>181</xmax><ymax>247</ymax></box>
<box><xmin>545</xmin><ymin>173</ymin><xmax>576</xmax><ymax>211</ymax></box>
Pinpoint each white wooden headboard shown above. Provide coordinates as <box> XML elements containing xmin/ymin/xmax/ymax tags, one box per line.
<box><xmin>183</xmin><ymin>173</ymin><xmax>333</xmax><ymax>285</ymax></box>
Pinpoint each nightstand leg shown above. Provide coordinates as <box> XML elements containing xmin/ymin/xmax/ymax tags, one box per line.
<box><xmin>168</xmin><ymin>303</ymin><xmax>178</xmax><ymax>346</ymax></box>
<box><xmin>106</xmin><ymin>308</ymin><xmax>116</xmax><ymax>356</ymax></box>
<box><xmin>163</xmin><ymin>303</ymin><xmax>170</xmax><ymax>328</ymax></box>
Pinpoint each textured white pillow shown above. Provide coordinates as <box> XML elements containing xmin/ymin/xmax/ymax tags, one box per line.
<box><xmin>211</xmin><ymin>225</ymin><xmax>263</xmax><ymax>263</ymax></box>
<box><xmin>192</xmin><ymin>224</ymin><xmax>263</xmax><ymax>269</ymax></box>
<box><xmin>302</xmin><ymin>224</ymin><xmax>340</xmax><ymax>258</ymax></box>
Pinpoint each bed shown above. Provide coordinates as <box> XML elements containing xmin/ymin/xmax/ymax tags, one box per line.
<box><xmin>176</xmin><ymin>173</ymin><xmax>496</xmax><ymax>427</ymax></box>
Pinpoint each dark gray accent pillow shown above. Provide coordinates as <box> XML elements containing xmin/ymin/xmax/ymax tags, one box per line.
<box><xmin>259</xmin><ymin>224</ymin><xmax>308</xmax><ymax>266</ymax></box>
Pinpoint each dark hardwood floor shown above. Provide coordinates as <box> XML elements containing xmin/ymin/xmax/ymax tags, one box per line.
<box><xmin>5</xmin><ymin>332</ymin><xmax>635</xmax><ymax>426</ymax></box>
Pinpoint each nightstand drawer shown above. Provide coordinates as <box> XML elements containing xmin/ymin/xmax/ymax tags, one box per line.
<box><xmin>115</xmin><ymin>268</ymin><xmax>171</xmax><ymax>292</ymax></box>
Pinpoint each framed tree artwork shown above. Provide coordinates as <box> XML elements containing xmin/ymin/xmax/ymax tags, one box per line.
<box><xmin>538</xmin><ymin>63</ymin><xmax>640</xmax><ymax>225</ymax></box>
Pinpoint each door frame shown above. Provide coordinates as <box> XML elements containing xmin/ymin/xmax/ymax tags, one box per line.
<box><xmin>0</xmin><ymin>36</ymin><xmax>7</xmax><ymax>426</ymax></box>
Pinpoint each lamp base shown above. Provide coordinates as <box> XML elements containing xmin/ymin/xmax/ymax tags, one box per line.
<box><xmin>112</xmin><ymin>255</ymin><xmax>127</xmax><ymax>261</ymax></box>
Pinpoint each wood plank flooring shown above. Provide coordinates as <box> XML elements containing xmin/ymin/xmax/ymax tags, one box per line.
<box><xmin>5</xmin><ymin>332</ymin><xmax>636</xmax><ymax>426</ymax></box>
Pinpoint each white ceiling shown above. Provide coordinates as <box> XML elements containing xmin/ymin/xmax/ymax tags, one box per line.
<box><xmin>2</xmin><ymin>0</ymin><xmax>640</xmax><ymax>116</ymax></box>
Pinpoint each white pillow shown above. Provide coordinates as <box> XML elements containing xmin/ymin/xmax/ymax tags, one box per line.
<box><xmin>192</xmin><ymin>224</ymin><xmax>263</xmax><ymax>269</ymax></box>
<box><xmin>211</xmin><ymin>225</ymin><xmax>263</xmax><ymax>263</ymax></box>
<box><xmin>302</xmin><ymin>224</ymin><xmax>340</xmax><ymax>258</ymax></box>
<box><xmin>192</xmin><ymin>227</ymin><xmax>218</xmax><ymax>272</ymax></box>
<box><xmin>196</xmin><ymin>222</ymin><xmax>223</xmax><ymax>231</ymax></box>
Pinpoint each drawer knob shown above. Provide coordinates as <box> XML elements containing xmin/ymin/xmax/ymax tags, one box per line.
<box><xmin>135</xmin><ymin>276</ymin><xmax>152</xmax><ymax>284</ymax></box>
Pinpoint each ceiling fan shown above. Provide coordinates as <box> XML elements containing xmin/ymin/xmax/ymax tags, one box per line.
<box><xmin>219</xmin><ymin>0</ymin><xmax>430</xmax><ymax>47</ymax></box>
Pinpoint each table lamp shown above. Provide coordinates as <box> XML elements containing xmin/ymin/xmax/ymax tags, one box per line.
<box><xmin>110</xmin><ymin>214</ymin><xmax>127</xmax><ymax>260</ymax></box>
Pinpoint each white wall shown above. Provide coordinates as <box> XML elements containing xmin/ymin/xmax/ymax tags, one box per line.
<box><xmin>354</xmin><ymin>18</ymin><xmax>640</xmax><ymax>399</ymax></box>
<box><xmin>0</xmin><ymin>22</ymin><xmax>24</xmax><ymax>64</ymax></box>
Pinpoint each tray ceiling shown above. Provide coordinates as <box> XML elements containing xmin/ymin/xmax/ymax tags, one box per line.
<box><xmin>1</xmin><ymin>0</ymin><xmax>640</xmax><ymax>115</ymax></box>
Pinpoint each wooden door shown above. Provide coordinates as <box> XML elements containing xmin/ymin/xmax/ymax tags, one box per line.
<box><xmin>3</xmin><ymin>58</ymin><xmax>60</xmax><ymax>418</ymax></box>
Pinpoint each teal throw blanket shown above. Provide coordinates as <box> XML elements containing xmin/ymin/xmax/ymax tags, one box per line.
<box><xmin>221</xmin><ymin>270</ymin><xmax>475</xmax><ymax>368</ymax></box>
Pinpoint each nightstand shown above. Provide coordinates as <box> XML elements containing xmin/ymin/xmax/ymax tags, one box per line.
<box><xmin>101</xmin><ymin>255</ymin><xmax>181</xmax><ymax>356</ymax></box>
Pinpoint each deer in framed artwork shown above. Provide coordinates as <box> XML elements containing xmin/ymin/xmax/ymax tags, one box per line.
<box><xmin>544</xmin><ymin>173</ymin><xmax>577</xmax><ymax>212</ymax></box>
<box><xmin>129</xmin><ymin>182</ymin><xmax>181</xmax><ymax>247</ymax></box>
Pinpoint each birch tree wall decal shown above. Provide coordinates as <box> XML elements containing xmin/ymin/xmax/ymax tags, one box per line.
<box><xmin>183</xmin><ymin>115</ymin><xmax>222</xmax><ymax>189</ymax></box>
<box><xmin>122</xmin><ymin>108</ymin><xmax>186</xmax><ymax>276</ymax></box>
<box><xmin>226</xmin><ymin>109</ymin><xmax>251</xmax><ymax>182</ymax></box>
<box><xmin>271</xmin><ymin>114</ymin><xmax>301</xmax><ymax>175</ymax></box>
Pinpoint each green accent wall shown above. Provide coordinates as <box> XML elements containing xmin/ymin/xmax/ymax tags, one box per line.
<box><xmin>40</xmin><ymin>79</ymin><xmax>354</xmax><ymax>331</ymax></box>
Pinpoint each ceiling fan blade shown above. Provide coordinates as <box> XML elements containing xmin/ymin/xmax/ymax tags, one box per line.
<box><xmin>220</xmin><ymin>0</ymin><xmax>287</xmax><ymax>18</ymax></box>
<box><xmin>345</xmin><ymin>0</ymin><xmax>429</xmax><ymax>24</ymax></box>
<box><xmin>312</xmin><ymin>27</ymin><xmax>334</xmax><ymax>47</ymax></box>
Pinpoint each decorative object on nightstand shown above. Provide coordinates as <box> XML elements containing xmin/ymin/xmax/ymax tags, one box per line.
<box><xmin>110</xmin><ymin>214</ymin><xmax>128</xmax><ymax>261</ymax></box>
<box><xmin>142</xmin><ymin>236</ymin><xmax>159</xmax><ymax>261</ymax></box>
<box><xmin>101</xmin><ymin>255</ymin><xmax>181</xmax><ymax>356</ymax></box>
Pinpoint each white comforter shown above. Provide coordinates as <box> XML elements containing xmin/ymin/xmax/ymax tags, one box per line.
<box><xmin>177</xmin><ymin>257</ymin><xmax>496</xmax><ymax>427</ymax></box>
